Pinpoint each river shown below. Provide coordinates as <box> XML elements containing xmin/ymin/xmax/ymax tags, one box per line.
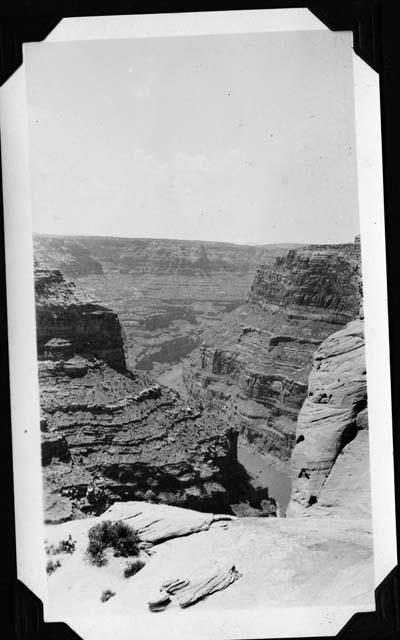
<box><xmin>238</xmin><ymin>441</ymin><xmax>292</xmax><ymax>516</ymax></box>
<box><xmin>156</xmin><ymin>364</ymin><xmax>292</xmax><ymax>515</ymax></box>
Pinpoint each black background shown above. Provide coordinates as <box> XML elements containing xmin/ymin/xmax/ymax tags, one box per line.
<box><xmin>1</xmin><ymin>1</ymin><xmax>399</xmax><ymax>639</ymax></box>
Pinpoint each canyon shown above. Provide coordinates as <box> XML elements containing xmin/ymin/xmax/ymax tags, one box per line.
<box><xmin>182</xmin><ymin>239</ymin><xmax>363</xmax><ymax>512</ymax></box>
<box><xmin>36</xmin><ymin>265</ymin><xmax>276</xmax><ymax>523</ymax></box>
<box><xmin>34</xmin><ymin>234</ymin><xmax>298</xmax><ymax>374</ymax></box>
<box><xmin>34</xmin><ymin>233</ymin><xmax>369</xmax><ymax>522</ymax></box>
<box><xmin>38</xmin><ymin>236</ymin><xmax>374</xmax><ymax>636</ymax></box>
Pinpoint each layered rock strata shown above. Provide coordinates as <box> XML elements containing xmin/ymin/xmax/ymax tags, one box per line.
<box><xmin>34</xmin><ymin>234</ymin><xmax>297</xmax><ymax>372</ymax></box>
<box><xmin>286</xmin><ymin>319</ymin><xmax>370</xmax><ymax>518</ymax></box>
<box><xmin>35</xmin><ymin>268</ymin><xmax>126</xmax><ymax>371</ymax></box>
<box><xmin>249</xmin><ymin>241</ymin><xmax>362</xmax><ymax>323</ymax></box>
<box><xmin>37</xmin><ymin>267</ymin><xmax>274</xmax><ymax>523</ymax></box>
<box><xmin>183</xmin><ymin>240</ymin><xmax>362</xmax><ymax>470</ymax></box>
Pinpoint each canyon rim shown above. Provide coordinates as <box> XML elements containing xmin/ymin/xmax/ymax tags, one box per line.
<box><xmin>5</xmin><ymin>13</ymin><xmax>394</xmax><ymax>640</ymax></box>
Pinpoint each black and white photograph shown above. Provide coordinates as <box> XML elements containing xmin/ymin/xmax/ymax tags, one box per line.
<box><xmin>1</xmin><ymin>7</ymin><xmax>398</xmax><ymax>640</ymax></box>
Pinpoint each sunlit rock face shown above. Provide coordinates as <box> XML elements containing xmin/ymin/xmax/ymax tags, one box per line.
<box><xmin>45</xmin><ymin>501</ymin><xmax>374</xmax><ymax>620</ymax></box>
<box><xmin>286</xmin><ymin>319</ymin><xmax>370</xmax><ymax>518</ymax></box>
<box><xmin>183</xmin><ymin>239</ymin><xmax>363</xmax><ymax>466</ymax></box>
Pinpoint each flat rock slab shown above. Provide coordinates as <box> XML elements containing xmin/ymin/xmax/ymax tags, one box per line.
<box><xmin>44</xmin><ymin>501</ymin><xmax>374</xmax><ymax>621</ymax></box>
<box><xmin>102</xmin><ymin>501</ymin><xmax>236</xmax><ymax>545</ymax></box>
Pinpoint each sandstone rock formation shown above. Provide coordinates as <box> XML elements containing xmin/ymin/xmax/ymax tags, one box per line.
<box><xmin>36</xmin><ymin>266</ymin><xmax>275</xmax><ymax>522</ymax></box>
<box><xmin>102</xmin><ymin>501</ymin><xmax>236</xmax><ymax>545</ymax></box>
<box><xmin>183</xmin><ymin>239</ymin><xmax>363</xmax><ymax>480</ymax></box>
<box><xmin>148</xmin><ymin>562</ymin><xmax>241</xmax><ymax>610</ymax></box>
<box><xmin>286</xmin><ymin>319</ymin><xmax>370</xmax><ymax>518</ymax></box>
<box><xmin>44</xmin><ymin>500</ymin><xmax>374</xmax><ymax>625</ymax></box>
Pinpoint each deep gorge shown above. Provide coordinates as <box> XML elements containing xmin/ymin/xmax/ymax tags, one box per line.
<box><xmin>34</xmin><ymin>233</ymin><xmax>366</xmax><ymax>520</ymax></box>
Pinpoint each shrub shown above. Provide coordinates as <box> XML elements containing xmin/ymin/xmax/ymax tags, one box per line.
<box><xmin>56</xmin><ymin>535</ymin><xmax>76</xmax><ymax>554</ymax></box>
<box><xmin>46</xmin><ymin>559</ymin><xmax>61</xmax><ymax>575</ymax></box>
<box><xmin>100</xmin><ymin>589</ymin><xmax>116</xmax><ymax>603</ymax></box>
<box><xmin>123</xmin><ymin>558</ymin><xmax>145</xmax><ymax>578</ymax></box>
<box><xmin>86</xmin><ymin>520</ymin><xmax>140</xmax><ymax>566</ymax></box>
<box><xmin>46</xmin><ymin>535</ymin><xmax>76</xmax><ymax>556</ymax></box>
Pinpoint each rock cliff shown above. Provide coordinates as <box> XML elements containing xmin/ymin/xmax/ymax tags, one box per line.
<box><xmin>183</xmin><ymin>240</ymin><xmax>362</xmax><ymax>478</ymax></box>
<box><xmin>37</xmin><ymin>266</ymin><xmax>274</xmax><ymax>523</ymax></box>
<box><xmin>35</xmin><ymin>267</ymin><xmax>126</xmax><ymax>371</ymax></box>
<box><xmin>249</xmin><ymin>241</ymin><xmax>362</xmax><ymax>323</ymax></box>
<box><xmin>286</xmin><ymin>319</ymin><xmax>370</xmax><ymax>518</ymax></box>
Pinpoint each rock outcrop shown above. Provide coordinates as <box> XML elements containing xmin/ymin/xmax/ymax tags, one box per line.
<box><xmin>44</xmin><ymin>500</ymin><xmax>374</xmax><ymax>625</ymax></box>
<box><xmin>183</xmin><ymin>239</ymin><xmax>363</xmax><ymax>474</ymax></box>
<box><xmin>36</xmin><ymin>266</ymin><xmax>274</xmax><ymax>523</ymax></box>
<box><xmin>35</xmin><ymin>268</ymin><xmax>126</xmax><ymax>371</ymax></box>
<box><xmin>286</xmin><ymin>319</ymin><xmax>370</xmax><ymax>518</ymax></box>
<box><xmin>148</xmin><ymin>563</ymin><xmax>241</xmax><ymax>610</ymax></box>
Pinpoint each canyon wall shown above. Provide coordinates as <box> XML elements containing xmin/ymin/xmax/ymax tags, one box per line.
<box><xmin>36</xmin><ymin>266</ymin><xmax>274</xmax><ymax>523</ymax></box>
<box><xmin>249</xmin><ymin>240</ymin><xmax>362</xmax><ymax>323</ymax></box>
<box><xmin>35</xmin><ymin>267</ymin><xmax>126</xmax><ymax>371</ymax></box>
<box><xmin>286</xmin><ymin>319</ymin><xmax>370</xmax><ymax>518</ymax></box>
<box><xmin>183</xmin><ymin>239</ymin><xmax>362</xmax><ymax>468</ymax></box>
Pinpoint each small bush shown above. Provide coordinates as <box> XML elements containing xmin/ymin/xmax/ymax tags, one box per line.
<box><xmin>56</xmin><ymin>535</ymin><xmax>76</xmax><ymax>554</ymax></box>
<box><xmin>100</xmin><ymin>589</ymin><xmax>116</xmax><ymax>603</ymax></box>
<box><xmin>86</xmin><ymin>520</ymin><xmax>140</xmax><ymax>566</ymax></box>
<box><xmin>123</xmin><ymin>558</ymin><xmax>145</xmax><ymax>578</ymax></box>
<box><xmin>46</xmin><ymin>535</ymin><xmax>76</xmax><ymax>556</ymax></box>
<box><xmin>46</xmin><ymin>559</ymin><xmax>61</xmax><ymax>575</ymax></box>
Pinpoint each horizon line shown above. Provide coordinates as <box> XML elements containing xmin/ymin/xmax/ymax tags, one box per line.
<box><xmin>33</xmin><ymin>230</ymin><xmax>358</xmax><ymax>248</ymax></box>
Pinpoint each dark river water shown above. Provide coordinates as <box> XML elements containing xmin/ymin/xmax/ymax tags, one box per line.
<box><xmin>238</xmin><ymin>443</ymin><xmax>292</xmax><ymax>516</ymax></box>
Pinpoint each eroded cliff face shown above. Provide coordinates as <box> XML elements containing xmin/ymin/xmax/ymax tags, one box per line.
<box><xmin>35</xmin><ymin>268</ymin><xmax>126</xmax><ymax>371</ymax></box>
<box><xmin>183</xmin><ymin>240</ymin><xmax>362</xmax><ymax>472</ymax></box>
<box><xmin>286</xmin><ymin>319</ymin><xmax>370</xmax><ymax>518</ymax></box>
<box><xmin>249</xmin><ymin>242</ymin><xmax>362</xmax><ymax>323</ymax></box>
<box><xmin>37</xmin><ymin>267</ymin><xmax>274</xmax><ymax>523</ymax></box>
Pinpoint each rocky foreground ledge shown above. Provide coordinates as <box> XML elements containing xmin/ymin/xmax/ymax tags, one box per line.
<box><xmin>44</xmin><ymin>501</ymin><xmax>374</xmax><ymax>619</ymax></box>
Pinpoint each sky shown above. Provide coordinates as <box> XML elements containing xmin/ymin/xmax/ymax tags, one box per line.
<box><xmin>25</xmin><ymin>29</ymin><xmax>359</xmax><ymax>245</ymax></box>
